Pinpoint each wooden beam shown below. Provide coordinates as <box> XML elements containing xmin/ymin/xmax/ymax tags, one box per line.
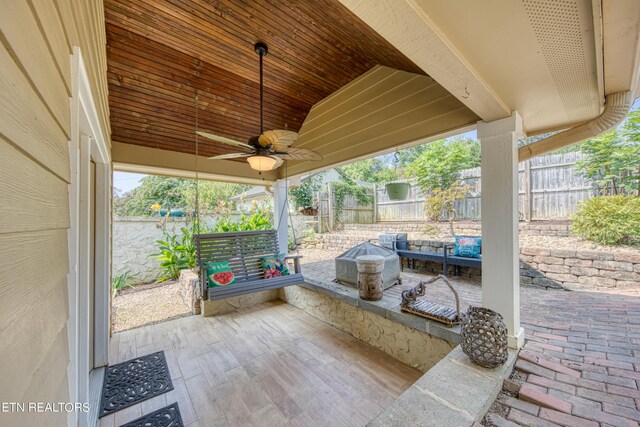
<box><xmin>337</xmin><ymin>0</ymin><xmax>510</xmax><ymax>121</ymax></box>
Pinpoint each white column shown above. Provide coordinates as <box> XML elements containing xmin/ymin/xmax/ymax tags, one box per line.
<box><xmin>273</xmin><ymin>179</ymin><xmax>289</xmax><ymax>255</ymax></box>
<box><xmin>477</xmin><ymin>112</ymin><xmax>525</xmax><ymax>349</ymax></box>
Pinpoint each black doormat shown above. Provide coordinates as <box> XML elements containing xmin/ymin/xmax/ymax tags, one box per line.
<box><xmin>120</xmin><ymin>403</ymin><xmax>183</xmax><ymax>427</ymax></box>
<box><xmin>99</xmin><ymin>351</ymin><xmax>174</xmax><ymax>417</ymax></box>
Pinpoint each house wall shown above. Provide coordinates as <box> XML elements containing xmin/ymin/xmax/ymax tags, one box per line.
<box><xmin>0</xmin><ymin>1</ymin><xmax>109</xmax><ymax>425</ymax></box>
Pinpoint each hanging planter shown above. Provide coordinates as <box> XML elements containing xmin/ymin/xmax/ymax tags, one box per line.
<box><xmin>385</xmin><ymin>182</ymin><xmax>410</xmax><ymax>201</ymax></box>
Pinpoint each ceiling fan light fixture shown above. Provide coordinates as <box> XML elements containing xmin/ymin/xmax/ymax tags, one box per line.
<box><xmin>247</xmin><ymin>155</ymin><xmax>277</xmax><ymax>171</ymax></box>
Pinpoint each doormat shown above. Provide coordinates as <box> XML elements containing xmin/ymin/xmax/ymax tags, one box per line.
<box><xmin>120</xmin><ymin>403</ymin><xmax>183</xmax><ymax>427</ymax></box>
<box><xmin>99</xmin><ymin>351</ymin><xmax>174</xmax><ymax>417</ymax></box>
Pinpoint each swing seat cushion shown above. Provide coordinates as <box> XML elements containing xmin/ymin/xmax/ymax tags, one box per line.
<box><xmin>260</xmin><ymin>254</ymin><xmax>290</xmax><ymax>278</ymax></box>
<box><xmin>205</xmin><ymin>261</ymin><xmax>237</xmax><ymax>287</ymax></box>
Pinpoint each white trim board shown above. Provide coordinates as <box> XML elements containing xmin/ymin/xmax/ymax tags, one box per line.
<box><xmin>67</xmin><ymin>47</ymin><xmax>111</xmax><ymax>427</ymax></box>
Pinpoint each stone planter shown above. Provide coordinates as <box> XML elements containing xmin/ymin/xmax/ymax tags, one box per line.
<box><xmin>385</xmin><ymin>182</ymin><xmax>410</xmax><ymax>201</ymax></box>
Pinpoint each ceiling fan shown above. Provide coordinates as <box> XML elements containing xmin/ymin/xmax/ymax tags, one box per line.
<box><xmin>197</xmin><ymin>42</ymin><xmax>323</xmax><ymax>171</ymax></box>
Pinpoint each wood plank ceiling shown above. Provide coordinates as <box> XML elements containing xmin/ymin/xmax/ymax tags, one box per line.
<box><xmin>104</xmin><ymin>0</ymin><xmax>425</xmax><ymax>160</ymax></box>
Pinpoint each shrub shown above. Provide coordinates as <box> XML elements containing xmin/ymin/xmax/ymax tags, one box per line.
<box><xmin>572</xmin><ymin>196</ymin><xmax>640</xmax><ymax>245</ymax></box>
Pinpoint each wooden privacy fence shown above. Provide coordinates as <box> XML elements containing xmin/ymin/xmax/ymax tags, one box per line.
<box><xmin>316</xmin><ymin>183</ymin><xmax>376</xmax><ymax>231</ymax></box>
<box><xmin>375</xmin><ymin>152</ymin><xmax>595</xmax><ymax>222</ymax></box>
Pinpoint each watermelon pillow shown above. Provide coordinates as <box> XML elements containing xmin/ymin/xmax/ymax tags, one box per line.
<box><xmin>453</xmin><ymin>236</ymin><xmax>482</xmax><ymax>258</ymax></box>
<box><xmin>205</xmin><ymin>261</ymin><xmax>237</xmax><ymax>287</ymax></box>
<box><xmin>260</xmin><ymin>254</ymin><xmax>290</xmax><ymax>279</ymax></box>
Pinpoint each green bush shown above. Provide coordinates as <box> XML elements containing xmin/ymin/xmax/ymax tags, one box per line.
<box><xmin>572</xmin><ymin>196</ymin><xmax>640</xmax><ymax>245</ymax></box>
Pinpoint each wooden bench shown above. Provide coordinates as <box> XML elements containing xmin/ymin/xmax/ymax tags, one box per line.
<box><xmin>194</xmin><ymin>230</ymin><xmax>303</xmax><ymax>300</ymax></box>
<box><xmin>443</xmin><ymin>244</ymin><xmax>482</xmax><ymax>275</ymax></box>
<box><xmin>379</xmin><ymin>234</ymin><xmax>481</xmax><ymax>276</ymax></box>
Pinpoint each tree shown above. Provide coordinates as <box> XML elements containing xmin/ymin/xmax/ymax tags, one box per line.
<box><xmin>182</xmin><ymin>181</ymin><xmax>251</xmax><ymax>212</ymax></box>
<box><xmin>576</xmin><ymin>109</ymin><xmax>640</xmax><ymax>196</ymax></box>
<box><xmin>116</xmin><ymin>175</ymin><xmax>250</xmax><ymax>216</ymax></box>
<box><xmin>406</xmin><ymin>137</ymin><xmax>481</xmax><ymax>192</ymax></box>
<box><xmin>121</xmin><ymin>175</ymin><xmax>187</xmax><ymax>216</ymax></box>
<box><xmin>340</xmin><ymin>158</ymin><xmax>398</xmax><ymax>183</ymax></box>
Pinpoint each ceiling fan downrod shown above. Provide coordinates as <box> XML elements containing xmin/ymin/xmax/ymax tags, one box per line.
<box><xmin>255</xmin><ymin>42</ymin><xmax>268</xmax><ymax>135</ymax></box>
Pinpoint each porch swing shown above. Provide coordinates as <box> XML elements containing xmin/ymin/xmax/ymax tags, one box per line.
<box><xmin>190</xmin><ymin>94</ymin><xmax>304</xmax><ymax>302</ymax></box>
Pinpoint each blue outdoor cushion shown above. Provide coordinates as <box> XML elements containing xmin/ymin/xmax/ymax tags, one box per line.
<box><xmin>453</xmin><ymin>236</ymin><xmax>482</xmax><ymax>258</ymax></box>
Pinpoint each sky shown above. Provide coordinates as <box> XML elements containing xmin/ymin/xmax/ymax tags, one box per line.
<box><xmin>113</xmin><ymin>171</ymin><xmax>147</xmax><ymax>194</ymax></box>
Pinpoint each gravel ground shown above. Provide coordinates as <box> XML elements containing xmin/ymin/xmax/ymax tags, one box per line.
<box><xmin>112</xmin><ymin>279</ymin><xmax>191</xmax><ymax>333</ymax></box>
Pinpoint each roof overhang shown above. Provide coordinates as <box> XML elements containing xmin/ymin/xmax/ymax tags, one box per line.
<box><xmin>112</xmin><ymin>141</ymin><xmax>277</xmax><ymax>185</ymax></box>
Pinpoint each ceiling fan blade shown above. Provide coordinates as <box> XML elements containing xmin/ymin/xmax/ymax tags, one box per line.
<box><xmin>197</xmin><ymin>131</ymin><xmax>254</xmax><ymax>150</ymax></box>
<box><xmin>258</xmin><ymin>130</ymin><xmax>298</xmax><ymax>147</ymax></box>
<box><xmin>270</xmin><ymin>156</ymin><xmax>284</xmax><ymax>169</ymax></box>
<box><xmin>207</xmin><ymin>153</ymin><xmax>253</xmax><ymax>160</ymax></box>
<box><xmin>274</xmin><ymin>147</ymin><xmax>323</xmax><ymax>161</ymax></box>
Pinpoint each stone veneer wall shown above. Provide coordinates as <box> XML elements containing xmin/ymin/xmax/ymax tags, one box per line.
<box><xmin>280</xmin><ymin>285</ymin><xmax>455</xmax><ymax>372</ymax></box>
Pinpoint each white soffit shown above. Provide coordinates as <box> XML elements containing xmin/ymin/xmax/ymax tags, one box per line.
<box><xmin>341</xmin><ymin>0</ymin><xmax>603</xmax><ymax>134</ymax></box>
<box><xmin>602</xmin><ymin>0</ymin><xmax>640</xmax><ymax>96</ymax></box>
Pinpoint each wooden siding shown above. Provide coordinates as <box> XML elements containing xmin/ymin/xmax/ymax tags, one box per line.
<box><xmin>287</xmin><ymin>66</ymin><xmax>479</xmax><ymax>176</ymax></box>
<box><xmin>104</xmin><ymin>0</ymin><xmax>424</xmax><ymax>160</ymax></box>
<box><xmin>0</xmin><ymin>0</ymin><xmax>109</xmax><ymax>425</ymax></box>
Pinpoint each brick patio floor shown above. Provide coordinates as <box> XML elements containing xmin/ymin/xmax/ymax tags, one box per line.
<box><xmin>301</xmin><ymin>257</ymin><xmax>640</xmax><ymax>427</ymax></box>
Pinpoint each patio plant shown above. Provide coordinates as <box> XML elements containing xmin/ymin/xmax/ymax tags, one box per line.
<box><xmin>152</xmin><ymin>230</ymin><xmax>193</xmax><ymax>280</ymax></box>
<box><xmin>424</xmin><ymin>180</ymin><xmax>471</xmax><ymax>236</ymax></box>
<box><xmin>572</xmin><ymin>195</ymin><xmax>640</xmax><ymax>245</ymax></box>
<box><xmin>112</xmin><ymin>270</ymin><xmax>134</xmax><ymax>293</ymax></box>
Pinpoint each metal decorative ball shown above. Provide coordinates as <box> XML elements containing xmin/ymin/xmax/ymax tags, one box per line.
<box><xmin>460</xmin><ymin>306</ymin><xmax>508</xmax><ymax>368</ymax></box>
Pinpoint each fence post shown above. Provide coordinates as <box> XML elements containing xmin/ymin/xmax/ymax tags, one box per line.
<box><xmin>327</xmin><ymin>182</ymin><xmax>334</xmax><ymax>231</ymax></box>
<box><xmin>372</xmin><ymin>184</ymin><xmax>378</xmax><ymax>223</ymax></box>
<box><xmin>523</xmin><ymin>159</ymin><xmax>532</xmax><ymax>222</ymax></box>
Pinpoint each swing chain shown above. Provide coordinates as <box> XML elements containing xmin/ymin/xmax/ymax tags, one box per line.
<box><xmin>194</xmin><ymin>94</ymin><xmax>200</xmax><ymax>233</ymax></box>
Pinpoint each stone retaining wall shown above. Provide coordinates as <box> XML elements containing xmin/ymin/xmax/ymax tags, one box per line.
<box><xmin>304</xmin><ymin>234</ymin><xmax>640</xmax><ymax>292</ymax></box>
<box><xmin>343</xmin><ymin>221</ymin><xmax>572</xmax><ymax>237</ymax></box>
<box><xmin>519</xmin><ymin>248</ymin><xmax>640</xmax><ymax>291</ymax></box>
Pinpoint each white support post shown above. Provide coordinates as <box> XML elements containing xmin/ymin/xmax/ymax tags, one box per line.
<box><xmin>273</xmin><ymin>179</ymin><xmax>289</xmax><ymax>256</ymax></box>
<box><xmin>477</xmin><ymin>112</ymin><xmax>525</xmax><ymax>349</ymax></box>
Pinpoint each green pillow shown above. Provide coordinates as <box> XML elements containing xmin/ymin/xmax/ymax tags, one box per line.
<box><xmin>205</xmin><ymin>261</ymin><xmax>237</xmax><ymax>287</ymax></box>
<box><xmin>260</xmin><ymin>254</ymin><xmax>290</xmax><ymax>279</ymax></box>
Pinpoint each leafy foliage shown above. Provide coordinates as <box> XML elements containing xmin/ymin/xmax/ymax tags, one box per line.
<box><xmin>424</xmin><ymin>181</ymin><xmax>470</xmax><ymax>235</ymax></box>
<box><xmin>576</xmin><ymin>109</ymin><xmax>640</xmax><ymax>195</ymax></box>
<box><xmin>340</xmin><ymin>158</ymin><xmax>398</xmax><ymax>183</ymax></box>
<box><xmin>289</xmin><ymin>175</ymin><xmax>322</xmax><ymax>210</ymax></box>
<box><xmin>406</xmin><ymin>137</ymin><xmax>480</xmax><ymax>192</ymax></box>
<box><xmin>112</xmin><ymin>270</ymin><xmax>134</xmax><ymax>292</ymax></box>
<box><xmin>331</xmin><ymin>173</ymin><xmax>373</xmax><ymax>227</ymax></box>
<box><xmin>115</xmin><ymin>175</ymin><xmax>250</xmax><ymax>216</ymax></box>
<box><xmin>572</xmin><ymin>196</ymin><xmax>640</xmax><ymax>245</ymax></box>
<box><xmin>151</xmin><ymin>230</ymin><xmax>194</xmax><ymax>281</ymax></box>
<box><xmin>209</xmin><ymin>198</ymin><xmax>274</xmax><ymax>232</ymax></box>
